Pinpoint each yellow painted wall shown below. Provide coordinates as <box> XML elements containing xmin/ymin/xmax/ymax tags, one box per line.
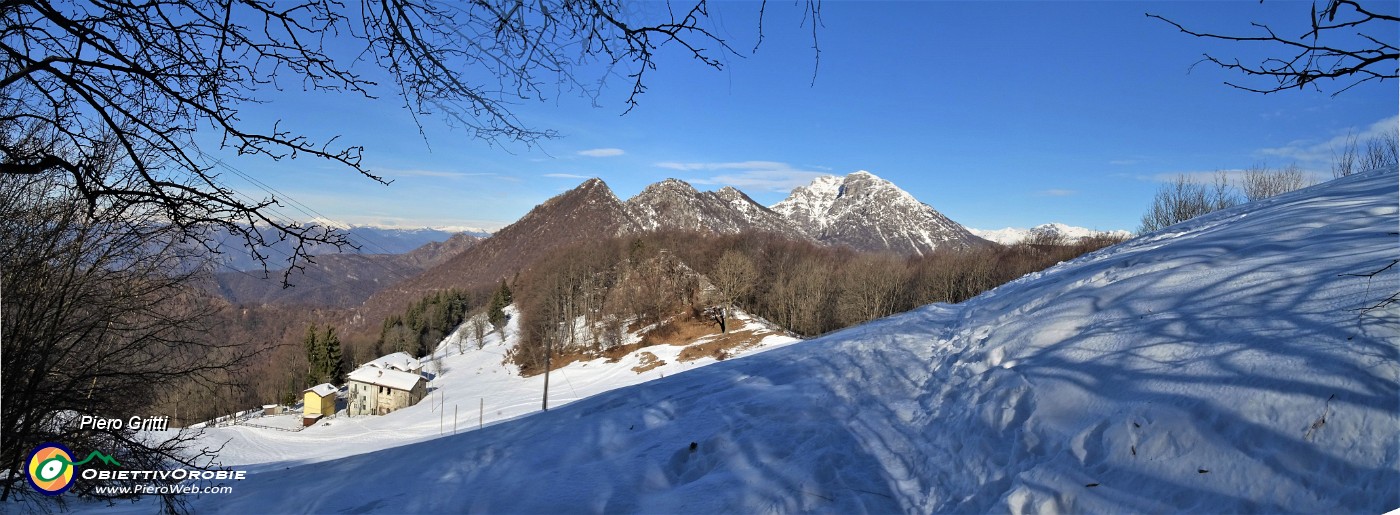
<box><xmin>304</xmin><ymin>391</ymin><xmax>336</xmax><ymax>417</ymax></box>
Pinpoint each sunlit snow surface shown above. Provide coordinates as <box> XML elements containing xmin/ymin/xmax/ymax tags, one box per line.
<box><xmin>93</xmin><ymin>169</ymin><xmax>1400</xmax><ymax>513</ymax></box>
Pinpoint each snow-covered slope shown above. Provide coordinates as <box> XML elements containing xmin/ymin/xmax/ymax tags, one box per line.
<box><xmin>972</xmin><ymin>223</ymin><xmax>1132</xmax><ymax>245</ymax></box>
<box><xmin>173</xmin><ymin>307</ymin><xmax>799</xmax><ymax>474</ymax></box>
<box><xmin>184</xmin><ymin>168</ymin><xmax>1397</xmax><ymax>513</ymax></box>
<box><xmin>772</xmin><ymin>170</ymin><xmax>989</xmax><ymax>255</ymax></box>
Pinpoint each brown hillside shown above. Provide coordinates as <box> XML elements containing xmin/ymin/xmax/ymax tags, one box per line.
<box><xmin>351</xmin><ymin>178</ymin><xmax>636</xmax><ymax>331</ymax></box>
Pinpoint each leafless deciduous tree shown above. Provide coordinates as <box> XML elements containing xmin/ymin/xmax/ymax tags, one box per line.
<box><xmin>1333</xmin><ymin>132</ymin><xmax>1361</xmax><ymax>177</ymax></box>
<box><xmin>1332</xmin><ymin>126</ymin><xmax>1399</xmax><ymax>177</ymax></box>
<box><xmin>0</xmin><ymin>142</ymin><xmax>257</xmax><ymax>509</ymax></box>
<box><xmin>1139</xmin><ymin>172</ymin><xmax>1241</xmax><ymax>234</ymax></box>
<box><xmin>1149</xmin><ymin>1</ymin><xmax>1397</xmax><ymax>95</ymax></box>
<box><xmin>1360</xmin><ymin>126</ymin><xmax>1400</xmax><ymax>170</ymax></box>
<box><xmin>1242</xmin><ymin>162</ymin><xmax>1314</xmax><ymax>201</ymax></box>
<box><xmin>708</xmin><ymin>249</ymin><xmax>757</xmax><ymax>332</ymax></box>
<box><xmin>0</xmin><ymin>0</ymin><xmax>819</xmax><ymax>279</ymax></box>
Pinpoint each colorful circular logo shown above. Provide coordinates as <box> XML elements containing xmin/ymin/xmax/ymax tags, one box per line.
<box><xmin>27</xmin><ymin>443</ymin><xmax>76</xmax><ymax>496</ymax></box>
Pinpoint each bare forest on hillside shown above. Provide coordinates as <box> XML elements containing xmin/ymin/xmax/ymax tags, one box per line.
<box><xmin>507</xmin><ymin>231</ymin><xmax>1127</xmax><ymax>374</ymax></box>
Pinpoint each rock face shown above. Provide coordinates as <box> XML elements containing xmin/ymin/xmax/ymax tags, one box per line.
<box><xmin>622</xmin><ymin>172</ymin><xmax>988</xmax><ymax>255</ymax></box>
<box><xmin>771</xmin><ymin>171</ymin><xmax>990</xmax><ymax>255</ymax></box>
<box><xmin>623</xmin><ymin>179</ymin><xmax>801</xmax><ymax>237</ymax></box>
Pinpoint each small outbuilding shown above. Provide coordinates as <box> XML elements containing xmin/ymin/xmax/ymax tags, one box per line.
<box><xmin>302</xmin><ymin>383</ymin><xmax>338</xmax><ymax>426</ymax></box>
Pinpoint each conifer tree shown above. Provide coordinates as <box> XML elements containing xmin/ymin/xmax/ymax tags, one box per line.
<box><xmin>323</xmin><ymin>326</ymin><xmax>344</xmax><ymax>384</ymax></box>
<box><xmin>303</xmin><ymin>324</ymin><xmax>325</xmax><ymax>387</ymax></box>
<box><xmin>488</xmin><ymin>280</ymin><xmax>513</xmax><ymax>329</ymax></box>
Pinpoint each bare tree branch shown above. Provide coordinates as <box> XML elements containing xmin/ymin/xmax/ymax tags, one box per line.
<box><xmin>1</xmin><ymin>0</ymin><xmax>821</xmax><ymax>284</ymax></box>
<box><xmin>1148</xmin><ymin>1</ymin><xmax>1397</xmax><ymax>96</ymax></box>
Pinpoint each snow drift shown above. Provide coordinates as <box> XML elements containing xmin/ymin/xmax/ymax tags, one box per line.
<box><xmin>190</xmin><ymin>168</ymin><xmax>1397</xmax><ymax>513</ymax></box>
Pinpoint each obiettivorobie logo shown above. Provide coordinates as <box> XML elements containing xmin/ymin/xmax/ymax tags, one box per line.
<box><xmin>26</xmin><ymin>443</ymin><xmax>120</xmax><ymax>496</ymax></box>
<box><xmin>26</xmin><ymin>441</ymin><xmax>247</xmax><ymax>497</ymax></box>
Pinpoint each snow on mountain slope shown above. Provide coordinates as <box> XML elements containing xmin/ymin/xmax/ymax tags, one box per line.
<box><xmin>971</xmin><ymin>222</ymin><xmax>1132</xmax><ymax>245</ymax></box>
<box><xmin>185</xmin><ymin>168</ymin><xmax>1395</xmax><ymax>513</ymax></box>
<box><xmin>772</xmin><ymin>170</ymin><xmax>989</xmax><ymax>255</ymax></box>
<box><xmin>176</xmin><ymin>307</ymin><xmax>799</xmax><ymax>475</ymax></box>
<box><xmin>622</xmin><ymin>178</ymin><xmax>799</xmax><ymax>236</ymax></box>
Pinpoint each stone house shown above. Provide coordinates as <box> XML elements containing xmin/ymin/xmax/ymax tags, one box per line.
<box><xmin>347</xmin><ymin>365</ymin><xmax>426</xmax><ymax>416</ymax></box>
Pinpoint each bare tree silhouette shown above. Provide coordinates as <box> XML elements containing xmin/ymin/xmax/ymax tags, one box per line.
<box><xmin>1149</xmin><ymin>1</ymin><xmax>1396</xmax><ymax>96</ymax></box>
<box><xmin>0</xmin><ymin>0</ymin><xmax>820</xmax><ymax>281</ymax></box>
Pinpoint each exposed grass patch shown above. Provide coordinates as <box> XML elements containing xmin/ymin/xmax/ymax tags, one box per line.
<box><xmin>677</xmin><ymin>329</ymin><xmax>761</xmax><ymax>362</ymax></box>
<box><xmin>640</xmin><ymin>313</ymin><xmax>721</xmax><ymax>346</ymax></box>
<box><xmin>631</xmin><ymin>352</ymin><xmax>666</xmax><ymax>373</ymax></box>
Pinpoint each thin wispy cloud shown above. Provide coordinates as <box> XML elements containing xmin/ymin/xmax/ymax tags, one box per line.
<box><xmin>377</xmin><ymin>167</ymin><xmax>495</xmax><ymax>179</ymax></box>
<box><xmin>1036</xmin><ymin>189</ymin><xmax>1077</xmax><ymax>197</ymax></box>
<box><xmin>544</xmin><ymin>173</ymin><xmax>592</xmax><ymax>179</ymax></box>
<box><xmin>1140</xmin><ymin>168</ymin><xmax>1328</xmax><ymax>186</ymax></box>
<box><xmin>1139</xmin><ymin>169</ymin><xmax>1246</xmax><ymax>183</ymax></box>
<box><xmin>1258</xmin><ymin>115</ymin><xmax>1398</xmax><ymax>167</ymax></box>
<box><xmin>1134</xmin><ymin>117</ymin><xmax>1395</xmax><ymax>185</ymax></box>
<box><xmin>1108</xmin><ymin>159</ymin><xmax>1139</xmax><ymax>166</ymax></box>
<box><xmin>658</xmin><ymin>161</ymin><xmax>831</xmax><ymax>193</ymax></box>
<box><xmin>577</xmin><ymin>148</ymin><xmax>625</xmax><ymax>157</ymax></box>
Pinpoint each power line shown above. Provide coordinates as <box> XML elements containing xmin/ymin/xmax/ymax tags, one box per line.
<box><xmin>194</xmin><ymin>148</ymin><xmax>401</xmax><ymax>257</ymax></box>
<box><xmin>189</xmin><ymin>149</ymin><xmax>440</xmax><ymax>288</ymax></box>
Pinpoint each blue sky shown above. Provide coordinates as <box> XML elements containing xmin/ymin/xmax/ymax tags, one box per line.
<box><xmin>204</xmin><ymin>1</ymin><xmax>1398</xmax><ymax>233</ymax></box>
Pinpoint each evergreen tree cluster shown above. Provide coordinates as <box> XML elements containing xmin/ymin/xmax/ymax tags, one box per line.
<box><xmin>488</xmin><ymin>280</ymin><xmax>513</xmax><ymax>330</ymax></box>
<box><xmin>378</xmin><ymin>290</ymin><xmax>472</xmax><ymax>358</ymax></box>
<box><xmin>303</xmin><ymin>324</ymin><xmax>345</xmax><ymax>387</ymax></box>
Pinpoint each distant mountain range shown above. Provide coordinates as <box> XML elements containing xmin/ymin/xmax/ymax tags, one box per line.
<box><xmin>350</xmin><ymin>171</ymin><xmax>990</xmax><ymax>325</ymax></box>
<box><xmin>969</xmin><ymin>223</ymin><xmax>1132</xmax><ymax>245</ymax></box>
<box><xmin>209</xmin><ymin>232</ymin><xmax>480</xmax><ymax>308</ymax></box>
<box><xmin>210</xmin><ymin>224</ymin><xmax>489</xmax><ymax>272</ymax></box>
<box><xmin>221</xmin><ymin>172</ymin><xmax>1126</xmax><ymax>316</ymax></box>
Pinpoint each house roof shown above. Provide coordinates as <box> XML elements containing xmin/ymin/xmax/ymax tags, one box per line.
<box><xmin>347</xmin><ymin>367</ymin><xmax>424</xmax><ymax>391</ymax></box>
<box><xmin>363</xmin><ymin>352</ymin><xmax>419</xmax><ymax>372</ymax></box>
<box><xmin>303</xmin><ymin>383</ymin><xmax>337</xmax><ymax>397</ymax></box>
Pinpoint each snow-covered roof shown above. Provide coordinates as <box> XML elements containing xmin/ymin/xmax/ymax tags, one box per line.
<box><xmin>347</xmin><ymin>367</ymin><xmax>423</xmax><ymax>391</ymax></box>
<box><xmin>303</xmin><ymin>383</ymin><xmax>337</xmax><ymax>397</ymax></box>
<box><xmin>363</xmin><ymin>351</ymin><xmax>419</xmax><ymax>372</ymax></box>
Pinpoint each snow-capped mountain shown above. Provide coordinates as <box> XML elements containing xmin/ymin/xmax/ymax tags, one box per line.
<box><xmin>971</xmin><ymin>223</ymin><xmax>1132</xmax><ymax>245</ymax></box>
<box><xmin>624</xmin><ymin>172</ymin><xmax>988</xmax><ymax>254</ymax></box>
<box><xmin>173</xmin><ymin>168</ymin><xmax>1397</xmax><ymax>514</ymax></box>
<box><xmin>306</xmin><ymin>216</ymin><xmax>493</xmax><ymax>235</ymax></box>
<box><xmin>624</xmin><ymin>179</ymin><xmax>803</xmax><ymax>237</ymax></box>
<box><xmin>771</xmin><ymin>170</ymin><xmax>990</xmax><ymax>255</ymax></box>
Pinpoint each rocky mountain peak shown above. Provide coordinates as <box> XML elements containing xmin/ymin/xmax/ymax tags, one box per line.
<box><xmin>771</xmin><ymin>170</ymin><xmax>989</xmax><ymax>255</ymax></box>
<box><xmin>637</xmin><ymin>178</ymin><xmax>699</xmax><ymax>196</ymax></box>
<box><xmin>573</xmin><ymin>177</ymin><xmax>619</xmax><ymax>200</ymax></box>
<box><xmin>714</xmin><ymin>186</ymin><xmax>760</xmax><ymax>206</ymax></box>
<box><xmin>623</xmin><ymin>178</ymin><xmax>798</xmax><ymax>236</ymax></box>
